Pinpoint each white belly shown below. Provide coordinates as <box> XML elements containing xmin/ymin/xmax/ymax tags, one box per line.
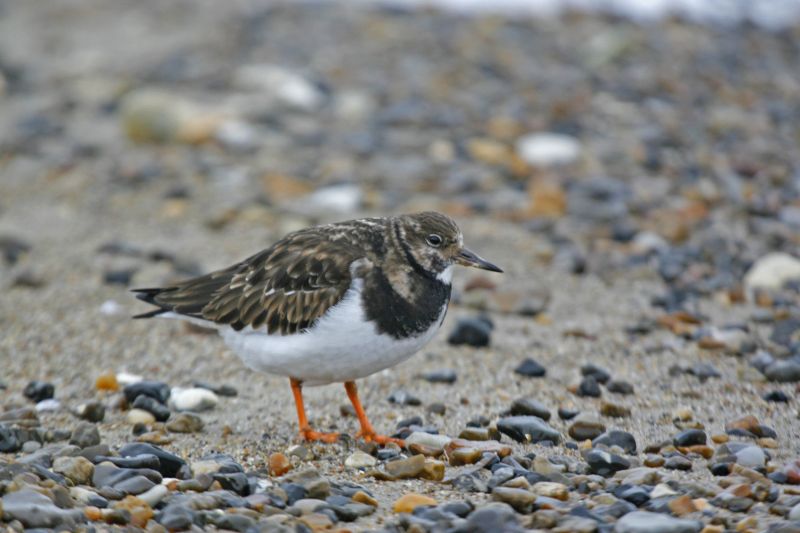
<box><xmin>218</xmin><ymin>278</ymin><xmax>446</xmax><ymax>386</ymax></box>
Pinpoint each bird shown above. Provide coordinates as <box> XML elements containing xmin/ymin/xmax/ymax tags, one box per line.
<box><xmin>132</xmin><ymin>211</ymin><xmax>502</xmax><ymax>445</ymax></box>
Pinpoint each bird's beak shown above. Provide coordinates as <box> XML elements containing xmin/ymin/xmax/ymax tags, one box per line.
<box><xmin>455</xmin><ymin>247</ymin><xmax>503</xmax><ymax>273</ymax></box>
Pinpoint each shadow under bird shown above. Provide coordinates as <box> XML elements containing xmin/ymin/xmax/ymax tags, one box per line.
<box><xmin>133</xmin><ymin>211</ymin><xmax>502</xmax><ymax>444</ymax></box>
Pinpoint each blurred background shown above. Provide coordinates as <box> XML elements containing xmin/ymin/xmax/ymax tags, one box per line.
<box><xmin>2</xmin><ymin>0</ymin><xmax>800</xmax><ymax>364</ymax></box>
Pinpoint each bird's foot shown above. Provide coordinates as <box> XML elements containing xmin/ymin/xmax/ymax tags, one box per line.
<box><xmin>299</xmin><ymin>428</ymin><xmax>341</xmax><ymax>443</ymax></box>
<box><xmin>357</xmin><ymin>431</ymin><xmax>404</xmax><ymax>447</ymax></box>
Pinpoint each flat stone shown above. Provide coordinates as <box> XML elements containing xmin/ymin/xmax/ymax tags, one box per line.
<box><xmin>53</xmin><ymin>455</ymin><xmax>94</xmax><ymax>485</ymax></box>
<box><xmin>593</xmin><ymin>430</ymin><xmax>637</xmax><ymax>454</ymax></box>
<box><xmin>404</xmin><ymin>431</ymin><xmax>452</xmax><ymax>450</ymax></box>
<box><xmin>514</xmin><ymin>358</ymin><xmax>546</xmax><ymax>377</ymax></box>
<box><xmin>345</xmin><ymin>450</ymin><xmax>377</xmax><ymax>469</ymax></box>
<box><xmin>393</xmin><ymin>493</ymin><xmax>437</xmax><ymax>513</ymax></box>
<box><xmin>673</xmin><ymin>429</ymin><xmax>706</xmax><ymax>447</ymax></box>
<box><xmin>385</xmin><ymin>454</ymin><xmax>426</xmax><ymax>479</ymax></box>
<box><xmin>497</xmin><ymin>416</ymin><xmax>560</xmax><ymax>444</ymax></box>
<box><xmin>170</xmin><ymin>387</ymin><xmax>219</xmax><ymax>411</ymax></box>
<box><xmin>2</xmin><ymin>488</ymin><xmax>85</xmax><ymax>528</ymax></box>
<box><xmin>465</xmin><ymin>502</ymin><xmax>523</xmax><ymax>532</ymax></box>
<box><xmin>127</xmin><ymin>408</ymin><xmax>156</xmax><ymax>425</ymax></box>
<box><xmin>448</xmin><ymin>316</ymin><xmax>492</xmax><ymax>347</ymax></box>
<box><xmin>70</xmin><ymin>422</ymin><xmax>101</xmax><ymax>448</ymax></box>
<box><xmin>166</xmin><ymin>413</ymin><xmax>204</xmax><ymax>433</ymax></box>
<box><xmin>569</xmin><ymin>413</ymin><xmax>606</xmax><ymax>441</ymax></box>
<box><xmin>509</xmin><ymin>398</ymin><xmax>551</xmax><ymax>420</ymax></box>
<box><xmin>119</xmin><ymin>443</ymin><xmax>187</xmax><ymax>478</ymax></box>
<box><xmin>491</xmin><ymin>487</ymin><xmax>536</xmax><ymax>513</ymax></box>
<box><xmin>614</xmin><ymin>510</ymin><xmax>702</xmax><ymax>533</ymax></box>
<box><xmin>585</xmin><ymin>449</ymin><xmax>630</xmax><ymax>477</ymax></box>
<box><xmin>606</xmin><ymin>380</ymin><xmax>634</xmax><ymax>395</ymax></box>
<box><xmin>124</xmin><ymin>381</ymin><xmax>170</xmax><ymax>404</ymax></box>
<box><xmin>764</xmin><ymin>360</ymin><xmax>800</xmax><ymax>382</ymax></box>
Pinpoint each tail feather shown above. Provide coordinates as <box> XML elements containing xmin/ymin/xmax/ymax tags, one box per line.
<box><xmin>131</xmin><ymin>287</ymin><xmax>177</xmax><ymax>319</ymax></box>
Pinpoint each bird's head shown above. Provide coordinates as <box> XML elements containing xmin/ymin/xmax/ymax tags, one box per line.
<box><xmin>395</xmin><ymin>212</ymin><xmax>503</xmax><ymax>281</ymax></box>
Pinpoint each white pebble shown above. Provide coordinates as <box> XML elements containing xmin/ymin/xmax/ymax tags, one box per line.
<box><xmin>404</xmin><ymin>431</ymin><xmax>452</xmax><ymax>451</ymax></box>
<box><xmin>35</xmin><ymin>399</ymin><xmax>61</xmax><ymax>412</ymax></box>
<box><xmin>735</xmin><ymin>446</ymin><xmax>766</xmax><ymax>468</ymax></box>
<box><xmin>516</xmin><ymin>132</ymin><xmax>581</xmax><ymax>167</ymax></box>
<box><xmin>170</xmin><ymin>387</ymin><xmax>219</xmax><ymax>412</ymax></box>
<box><xmin>127</xmin><ymin>408</ymin><xmax>155</xmax><ymax>425</ymax></box>
<box><xmin>744</xmin><ymin>252</ymin><xmax>800</xmax><ymax>292</ymax></box>
<box><xmin>345</xmin><ymin>450</ymin><xmax>377</xmax><ymax>469</ymax></box>
<box><xmin>790</xmin><ymin>502</ymin><xmax>800</xmax><ymax>521</ymax></box>
<box><xmin>116</xmin><ymin>372</ymin><xmax>143</xmax><ymax>386</ymax></box>
<box><xmin>99</xmin><ymin>299</ymin><xmax>123</xmax><ymax>315</ymax></box>
<box><xmin>138</xmin><ymin>484</ymin><xmax>169</xmax><ymax>507</ymax></box>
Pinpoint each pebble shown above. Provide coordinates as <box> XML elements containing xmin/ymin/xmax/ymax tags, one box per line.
<box><xmin>345</xmin><ymin>450</ymin><xmax>377</xmax><ymax>469</ymax></box>
<box><xmin>763</xmin><ymin>390</ymin><xmax>790</xmax><ymax>402</ymax></box>
<box><xmin>393</xmin><ymin>493</ymin><xmax>437</xmax><ymax>513</ymax></box>
<box><xmin>568</xmin><ymin>413</ymin><xmax>606</xmax><ymax>441</ymax></box>
<box><xmin>169</xmin><ymin>387</ymin><xmax>219</xmax><ymax>411</ymax></box>
<box><xmin>385</xmin><ymin>454</ymin><xmax>426</xmax><ymax>478</ymax></box>
<box><xmin>124</xmin><ymin>381</ymin><xmax>170</xmax><ymax>405</ymax></box>
<box><xmin>23</xmin><ymin>380</ymin><xmax>55</xmax><ymax>402</ymax></box>
<box><xmin>166</xmin><ymin>412</ymin><xmax>204</xmax><ymax>433</ymax></box>
<box><xmin>606</xmin><ymin>380</ymin><xmax>635</xmax><ymax>395</ymax></box>
<box><xmin>127</xmin><ymin>408</ymin><xmax>156</xmax><ymax>425</ymax></box>
<box><xmin>70</xmin><ymin>422</ymin><xmax>101</xmax><ymax>448</ymax></box>
<box><xmin>673</xmin><ymin>429</ymin><xmax>706</xmax><ymax>447</ymax></box>
<box><xmin>74</xmin><ymin>400</ymin><xmax>105</xmax><ymax>422</ymax></box>
<box><xmin>119</xmin><ymin>443</ymin><xmax>187</xmax><ymax>478</ymax></box>
<box><xmin>95</xmin><ymin>373</ymin><xmax>120</xmax><ymax>391</ymax></box>
<box><xmin>516</xmin><ymin>132</ymin><xmax>581</xmax><ymax>167</ymax></box>
<box><xmin>664</xmin><ymin>455</ymin><xmax>692</xmax><ymax>470</ymax></box>
<box><xmin>615</xmin><ymin>510</ymin><xmax>702</xmax><ymax>533</ymax></box>
<box><xmin>744</xmin><ymin>252</ymin><xmax>800</xmax><ymax>292</ymax></box>
<box><xmin>420</xmin><ymin>369</ymin><xmax>457</xmax><ymax>383</ymax></box>
<box><xmin>576</xmin><ymin>376</ymin><xmax>602</xmax><ymax>397</ymax></box>
<box><xmin>497</xmin><ymin>416</ymin><xmax>561</xmax><ymax>443</ymax></box>
<box><xmin>447</xmin><ymin>316</ymin><xmax>492</xmax><ymax>347</ymax></box>
<box><xmin>764</xmin><ymin>360</ymin><xmax>800</xmax><ymax>382</ymax></box>
<box><xmin>509</xmin><ymin>398</ymin><xmax>551</xmax><ymax>420</ymax></box>
<box><xmin>387</xmin><ymin>389</ymin><xmax>422</xmax><ymax>406</ymax></box>
<box><xmin>585</xmin><ymin>449</ymin><xmax>630</xmax><ymax>477</ymax></box>
<box><xmin>132</xmin><ymin>395</ymin><xmax>171</xmax><ymax>421</ymax></box>
<box><xmin>404</xmin><ymin>431</ymin><xmax>452</xmax><ymax>450</ymax></box>
<box><xmin>53</xmin><ymin>455</ymin><xmax>95</xmax><ymax>485</ymax></box>
<box><xmin>492</xmin><ymin>487</ymin><xmax>536</xmax><ymax>513</ymax></box>
<box><xmin>600</xmin><ymin>400</ymin><xmax>631</xmax><ymax>418</ymax></box>
<box><xmin>581</xmin><ymin>363</ymin><xmax>611</xmax><ymax>383</ymax></box>
<box><xmin>2</xmin><ymin>488</ymin><xmax>85</xmax><ymax>528</ymax></box>
<box><xmin>514</xmin><ymin>358</ymin><xmax>547</xmax><ymax>377</ymax></box>
<box><xmin>593</xmin><ymin>430</ymin><xmax>637</xmax><ymax>454</ymax></box>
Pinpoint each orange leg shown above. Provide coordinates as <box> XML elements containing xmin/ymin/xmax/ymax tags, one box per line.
<box><xmin>344</xmin><ymin>381</ymin><xmax>404</xmax><ymax>446</ymax></box>
<box><xmin>290</xmin><ymin>379</ymin><xmax>339</xmax><ymax>443</ymax></box>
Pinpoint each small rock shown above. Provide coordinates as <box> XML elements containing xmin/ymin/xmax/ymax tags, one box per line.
<box><xmin>393</xmin><ymin>493</ymin><xmax>437</xmax><ymax>513</ymax></box>
<box><xmin>744</xmin><ymin>252</ymin><xmax>800</xmax><ymax>292</ymax></box>
<box><xmin>600</xmin><ymin>401</ymin><xmax>631</xmax><ymax>418</ymax></box>
<box><xmin>447</xmin><ymin>316</ymin><xmax>492</xmax><ymax>347</ymax></box>
<box><xmin>166</xmin><ymin>413</ymin><xmax>204</xmax><ymax>433</ymax></box>
<box><xmin>673</xmin><ymin>429</ymin><xmax>706</xmax><ymax>447</ymax></box>
<box><xmin>763</xmin><ymin>390</ymin><xmax>789</xmax><ymax>402</ymax></box>
<box><xmin>119</xmin><ymin>443</ymin><xmax>187</xmax><ymax>478</ymax></box>
<box><xmin>193</xmin><ymin>381</ymin><xmax>238</xmax><ymax>397</ymax></box>
<box><xmin>74</xmin><ymin>401</ymin><xmax>105</xmax><ymax>423</ymax></box>
<box><xmin>345</xmin><ymin>450</ymin><xmax>377</xmax><ymax>469</ymax></box>
<box><xmin>593</xmin><ymin>430</ymin><xmax>637</xmax><ymax>454</ymax></box>
<box><xmin>387</xmin><ymin>390</ymin><xmax>422</xmax><ymax>406</ymax></box>
<box><xmin>569</xmin><ymin>413</ymin><xmax>606</xmax><ymax>441</ymax></box>
<box><xmin>491</xmin><ymin>487</ymin><xmax>536</xmax><ymax>513</ymax></box>
<box><xmin>516</xmin><ymin>132</ymin><xmax>581</xmax><ymax>167</ymax></box>
<box><xmin>127</xmin><ymin>408</ymin><xmax>156</xmax><ymax>425</ymax></box>
<box><xmin>404</xmin><ymin>432</ymin><xmax>452</xmax><ymax>450</ymax></box>
<box><xmin>497</xmin><ymin>416</ymin><xmax>561</xmax><ymax>444</ymax></box>
<box><xmin>2</xmin><ymin>488</ymin><xmax>85</xmax><ymax>528</ymax></box>
<box><xmin>385</xmin><ymin>454</ymin><xmax>426</xmax><ymax>479</ymax></box>
<box><xmin>23</xmin><ymin>380</ymin><xmax>54</xmax><ymax>402</ymax></box>
<box><xmin>576</xmin><ymin>376</ymin><xmax>602</xmax><ymax>397</ymax></box>
<box><xmin>581</xmin><ymin>364</ymin><xmax>611</xmax><ymax>383</ymax></box>
<box><xmin>269</xmin><ymin>452</ymin><xmax>292</xmax><ymax>476</ymax></box>
<box><xmin>614</xmin><ymin>510</ymin><xmax>702</xmax><ymax>533</ymax></box>
<box><xmin>123</xmin><ymin>381</ymin><xmax>170</xmax><ymax>405</ymax></box>
<box><xmin>420</xmin><ymin>369</ymin><xmax>457</xmax><ymax>384</ymax></box>
<box><xmin>95</xmin><ymin>373</ymin><xmax>120</xmax><ymax>391</ymax></box>
<box><xmin>53</xmin><ymin>456</ymin><xmax>94</xmax><ymax>485</ymax></box>
<box><xmin>585</xmin><ymin>449</ymin><xmax>630</xmax><ymax>477</ymax></box>
<box><xmin>665</xmin><ymin>455</ymin><xmax>692</xmax><ymax>470</ymax></box>
<box><xmin>169</xmin><ymin>387</ymin><xmax>218</xmax><ymax>411</ymax></box>
<box><xmin>509</xmin><ymin>398</ymin><xmax>551</xmax><ymax>420</ymax></box>
<box><xmin>764</xmin><ymin>360</ymin><xmax>800</xmax><ymax>382</ymax></box>
<box><xmin>70</xmin><ymin>422</ymin><xmax>101</xmax><ymax>448</ymax></box>
<box><xmin>606</xmin><ymin>380</ymin><xmax>635</xmax><ymax>395</ymax></box>
<box><xmin>514</xmin><ymin>358</ymin><xmax>547</xmax><ymax>377</ymax></box>
<box><xmin>132</xmin><ymin>395</ymin><xmax>170</xmax><ymax>422</ymax></box>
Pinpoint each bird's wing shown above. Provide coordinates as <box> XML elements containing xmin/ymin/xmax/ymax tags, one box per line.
<box><xmin>133</xmin><ymin>230</ymin><xmax>363</xmax><ymax>335</ymax></box>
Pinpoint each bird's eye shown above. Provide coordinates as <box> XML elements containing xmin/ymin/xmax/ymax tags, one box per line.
<box><xmin>426</xmin><ymin>234</ymin><xmax>443</xmax><ymax>247</ymax></box>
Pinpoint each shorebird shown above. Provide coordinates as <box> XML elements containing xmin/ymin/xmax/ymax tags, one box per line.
<box><xmin>133</xmin><ymin>212</ymin><xmax>502</xmax><ymax>444</ymax></box>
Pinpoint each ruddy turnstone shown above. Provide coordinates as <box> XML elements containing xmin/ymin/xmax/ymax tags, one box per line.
<box><xmin>133</xmin><ymin>212</ymin><xmax>502</xmax><ymax>444</ymax></box>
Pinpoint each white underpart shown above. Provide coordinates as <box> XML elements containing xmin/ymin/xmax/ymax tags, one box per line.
<box><xmin>163</xmin><ymin>276</ymin><xmax>448</xmax><ymax>386</ymax></box>
<box><xmin>436</xmin><ymin>265</ymin><xmax>454</xmax><ymax>284</ymax></box>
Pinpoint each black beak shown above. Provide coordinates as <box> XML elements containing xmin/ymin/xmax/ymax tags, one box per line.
<box><xmin>455</xmin><ymin>247</ymin><xmax>503</xmax><ymax>273</ymax></box>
